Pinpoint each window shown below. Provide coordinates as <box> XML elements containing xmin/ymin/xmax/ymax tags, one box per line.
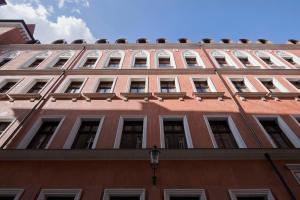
<box><xmin>105</xmin><ymin>51</ymin><xmax>124</xmax><ymax>69</ymax></box>
<box><xmin>159</xmin><ymin>57</ymin><xmax>171</xmax><ymax>67</ymax></box>
<box><xmin>276</xmin><ymin>51</ymin><xmax>300</xmax><ymax>67</ymax></box>
<box><xmin>65</xmin><ymin>81</ymin><xmax>83</xmax><ymax>93</ymax></box>
<box><xmin>97</xmin><ymin>81</ymin><xmax>113</xmax><ymax>93</ymax></box>
<box><xmin>161</xmin><ymin>81</ymin><xmax>176</xmax><ymax>93</ymax></box>
<box><xmin>229</xmin><ymin>189</ymin><xmax>274</xmax><ymax>200</ymax></box>
<box><xmin>37</xmin><ymin>189</ymin><xmax>81</xmax><ymax>200</ymax></box>
<box><xmin>50</xmin><ymin>51</ymin><xmax>73</xmax><ymax>69</ymax></box>
<box><xmin>156</xmin><ymin>50</ymin><xmax>175</xmax><ymax>68</ymax></box>
<box><xmin>287</xmin><ymin>79</ymin><xmax>300</xmax><ymax>90</ymax></box>
<box><xmin>108</xmin><ymin>58</ymin><xmax>121</xmax><ymax>68</ymax></box>
<box><xmin>211</xmin><ymin>50</ymin><xmax>236</xmax><ymax>68</ymax></box>
<box><xmin>77</xmin><ymin>51</ymin><xmax>100</xmax><ymax>69</ymax></box>
<box><xmin>182</xmin><ymin>50</ymin><xmax>204</xmax><ymax>68</ymax></box>
<box><xmin>119</xmin><ymin>120</ymin><xmax>144</xmax><ymax>149</ymax></box>
<box><xmin>71</xmin><ymin>119</ymin><xmax>101</xmax><ymax>149</ymax></box>
<box><xmin>27</xmin><ymin>81</ymin><xmax>47</xmax><ymax>93</ymax></box>
<box><xmin>0</xmin><ymin>121</ymin><xmax>11</xmax><ymax>136</ymax></box>
<box><xmin>82</xmin><ymin>58</ymin><xmax>97</xmax><ymax>68</ymax></box>
<box><xmin>0</xmin><ymin>51</ymin><xmax>20</xmax><ymax>68</ymax></box>
<box><xmin>103</xmin><ymin>189</ymin><xmax>145</xmax><ymax>200</ymax></box>
<box><xmin>256</xmin><ymin>51</ymin><xmax>285</xmax><ymax>69</ymax></box>
<box><xmin>132</xmin><ymin>50</ymin><xmax>149</xmax><ymax>68</ymax></box>
<box><xmin>164</xmin><ymin>189</ymin><xmax>207</xmax><ymax>200</ymax></box>
<box><xmin>0</xmin><ymin>189</ymin><xmax>24</xmax><ymax>200</ymax></box>
<box><xmin>258</xmin><ymin>119</ymin><xmax>294</xmax><ymax>148</ymax></box>
<box><xmin>28</xmin><ymin>58</ymin><xmax>44</xmax><ymax>68</ymax></box>
<box><xmin>193</xmin><ymin>80</ymin><xmax>210</xmax><ymax>93</ymax></box>
<box><xmin>130</xmin><ymin>81</ymin><xmax>145</xmax><ymax>93</ymax></box>
<box><xmin>53</xmin><ymin>58</ymin><xmax>68</xmax><ymax>68</ymax></box>
<box><xmin>287</xmin><ymin>164</ymin><xmax>300</xmax><ymax>184</ymax></box>
<box><xmin>259</xmin><ymin>79</ymin><xmax>280</xmax><ymax>93</ymax></box>
<box><xmin>233</xmin><ymin>50</ymin><xmax>261</xmax><ymax>69</ymax></box>
<box><xmin>232</xmin><ymin>80</ymin><xmax>250</xmax><ymax>92</ymax></box>
<box><xmin>27</xmin><ymin>120</ymin><xmax>61</xmax><ymax>149</ymax></box>
<box><xmin>134</xmin><ymin>58</ymin><xmax>147</xmax><ymax>67</ymax></box>
<box><xmin>0</xmin><ymin>58</ymin><xmax>12</xmax><ymax>68</ymax></box>
<box><xmin>0</xmin><ymin>81</ymin><xmax>18</xmax><ymax>93</ymax></box>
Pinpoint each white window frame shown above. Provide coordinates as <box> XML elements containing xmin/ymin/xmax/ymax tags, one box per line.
<box><xmin>255</xmin><ymin>50</ymin><xmax>287</xmax><ymax>69</ymax></box>
<box><xmin>0</xmin><ymin>117</ymin><xmax>16</xmax><ymax>138</ymax></box>
<box><xmin>114</xmin><ymin>116</ymin><xmax>147</xmax><ymax>149</ymax></box>
<box><xmin>159</xmin><ymin>115</ymin><xmax>193</xmax><ymax>148</ymax></box>
<box><xmin>76</xmin><ymin>50</ymin><xmax>101</xmax><ymax>69</ymax></box>
<box><xmin>284</xmin><ymin>77</ymin><xmax>300</xmax><ymax>92</ymax></box>
<box><xmin>157</xmin><ymin>77</ymin><xmax>181</xmax><ymax>92</ymax></box>
<box><xmin>229</xmin><ymin>189</ymin><xmax>275</xmax><ymax>200</ymax></box>
<box><xmin>0</xmin><ymin>51</ymin><xmax>21</xmax><ymax>68</ymax></box>
<box><xmin>103</xmin><ymin>189</ymin><xmax>145</xmax><ymax>200</ymax></box>
<box><xmin>58</xmin><ymin>77</ymin><xmax>88</xmax><ymax>93</ymax></box>
<box><xmin>63</xmin><ymin>115</ymin><xmax>105</xmax><ymax>149</ymax></box>
<box><xmin>164</xmin><ymin>189</ymin><xmax>207</xmax><ymax>200</ymax></box>
<box><xmin>17</xmin><ymin>115</ymin><xmax>65</xmax><ymax>149</ymax></box>
<box><xmin>93</xmin><ymin>77</ymin><xmax>117</xmax><ymax>93</ymax></box>
<box><xmin>256</xmin><ymin>77</ymin><xmax>288</xmax><ymax>93</ymax></box>
<box><xmin>276</xmin><ymin>50</ymin><xmax>300</xmax><ymax>67</ymax></box>
<box><xmin>131</xmin><ymin>50</ymin><xmax>150</xmax><ymax>69</ymax></box>
<box><xmin>290</xmin><ymin>115</ymin><xmax>300</xmax><ymax>127</ymax></box>
<box><xmin>47</xmin><ymin>50</ymin><xmax>74</xmax><ymax>69</ymax></box>
<box><xmin>0</xmin><ymin>77</ymin><xmax>23</xmax><ymax>93</ymax></box>
<box><xmin>103</xmin><ymin>50</ymin><xmax>125</xmax><ymax>69</ymax></box>
<box><xmin>21</xmin><ymin>77</ymin><xmax>52</xmax><ymax>93</ymax></box>
<box><xmin>210</xmin><ymin>50</ymin><xmax>237</xmax><ymax>68</ymax></box>
<box><xmin>253</xmin><ymin>115</ymin><xmax>300</xmax><ymax>148</ymax></box>
<box><xmin>286</xmin><ymin>164</ymin><xmax>300</xmax><ymax>184</ymax></box>
<box><xmin>182</xmin><ymin>50</ymin><xmax>205</xmax><ymax>68</ymax></box>
<box><xmin>21</xmin><ymin>50</ymin><xmax>52</xmax><ymax>69</ymax></box>
<box><xmin>190</xmin><ymin>77</ymin><xmax>217</xmax><ymax>92</ymax></box>
<box><xmin>232</xmin><ymin>50</ymin><xmax>262</xmax><ymax>69</ymax></box>
<box><xmin>203</xmin><ymin>115</ymin><xmax>247</xmax><ymax>148</ymax></box>
<box><xmin>227</xmin><ymin>77</ymin><xmax>257</xmax><ymax>93</ymax></box>
<box><xmin>0</xmin><ymin>189</ymin><xmax>24</xmax><ymax>200</ymax></box>
<box><xmin>126</xmin><ymin>76</ymin><xmax>149</xmax><ymax>93</ymax></box>
<box><xmin>155</xmin><ymin>49</ymin><xmax>176</xmax><ymax>69</ymax></box>
<box><xmin>37</xmin><ymin>189</ymin><xmax>82</xmax><ymax>200</ymax></box>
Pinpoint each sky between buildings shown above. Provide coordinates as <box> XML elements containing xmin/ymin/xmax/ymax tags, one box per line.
<box><xmin>1</xmin><ymin>0</ymin><xmax>299</xmax><ymax>43</ymax></box>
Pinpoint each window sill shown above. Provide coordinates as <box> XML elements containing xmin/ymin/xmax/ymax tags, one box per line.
<box><xmin>50</xmin><ymin>92</ymin><xmax>81</xmax><ymax>102</ymax></box>
<box><xmin>82</xmin><ymin>92</ymin><xmax>115</xmax><ymax>101</ymax></box>
<box><xmin>8</xmin><ymin>93</ymin><xmax>41</xmax><ymax>102</ymax></box>
<box><xmin>193</xmin><ymin>92</ymin><xmax>224</xmax><ymax>101</ymax></box>
<box><xmin>244</xmin><ymin>66</ymin><xmax>261</xmax><ymax>69</ymax></box>
<box><xmin>219</xmin><ymin>66</ymin><xmax>236</xmax><ymax>69</ymax></box>
<box><xmin>120</xmin><ymin>92</ymin><xmax>152</xmax><ymax>100</ymax></box>
<box><xmin>154</xmin><ymin>92</ymin><xmax>186</xmax><ymax>100</ymax></box>
<box><xmin>0</xmin><ymin>93</ymin><xmax>9</xmax><ymax>100</ymax></box>
<box><xmin>236</xmin><ymin>92</ymin><xmax>268</xmax><ymax>99</ymax></box>
<box><xmin>268</xmin><ymin>92</ymin><xmax>300</xmax><ymax>100</ymax></box>
<box><xmin>269</xmin><ymin>66</ymin><xmax>286</xmax><ymax>69</ymax></box>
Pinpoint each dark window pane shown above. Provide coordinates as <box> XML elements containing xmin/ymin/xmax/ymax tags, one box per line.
<box><xmin>159</xmin><ymin>57</ymin><xmax>171</xmax><ymax>67</ymax></box>
<box><xmin>261</xmin><ymin>81</ymin><xmax>279</xmax><ymax>93</ymax></box>
<box><xmin>96</xmin><ymin>81</ymin><xmax>113</xmax><ymax>93</ymax></box>
<box><xmin>0</xmin><ymin>121</ymin><xmax>11</xmax><ymax>135</ymax></box>
<box><xmin>46</xmin><ymin>197</ymin><xmax>75</xmax><ymax>200</ymax></box>
<box><xmin>0</xmin><ymin>58</ymin><xmax>12</xmax><ymax>68</ymax></box>
<box><xmin>216</xmin><ymin>57</ymin><xmax>228</xmax><ymax>67</ymax></box>
<box><xmin>232</xmin><ymin>80</ymin><xmax>249</xmax><ymax>92</ymax></box>
<box><xmin>130</xmin><ymin>81</ymin><xmax>145</xmax><ymax>93</ymax></box>
<box><xmin>110</xmin><ymin>197</ymin><xmax>140</xmax><ymax>200</ymax></box>
<box><xmin>283</xmin><ymin>57</ymin><xmax>296</xmax><ymax>65</ymax></box>
<box><xmin>53</xmin><ymin>58</ymin><xmax>68</xmax><ymax>68</ymax></box>
<box><xmin>239</xmin><ymin>57</ymin><xmax>251</xmax><ymax>65</ymax></box>
<box><xmin>82</xmin><ymin>58</ymin><xmax>97</xmax><ymax>68</ymax></box>
<box><xmin>194</xmin><ymin>81</ymin><xmax>210</xmax><ymax>93</ymax></box>
<box><xmin>134</xmin><ymin>58</ymin><xmax>147</xmax><ymax>67</ymax></box>
<box><xmin>65</xmin><ymin>81</ymin><xmax>83</xmax><ymax>93</ymax></box>
<box><xmin>28</xmin><ymin>58</ymin><xmax>44</xmax><ymax>68</ymax></box>
<box><xmin>108</xmin><ymin>58</ymin><xmax>121</xmax><ymax>68</ymax></box>
<box><xmin>72</xmin><ymin>120</ymin><xmax>100</xmax><ymax>149</ymax></box>
<box><xmin>27</xmin><ymin>121</ymin><xmax>60</xmax><ymax>149</ymax></box>
<box><xmin>161</xmin><ymin>81</ymin><xmax>176</xmax><ymax>93</ymax></box>
<box><xmin>289</xmin><ymin>80</ymin><xmax>300</xmax><ymax>89</ymax></box>
<box><xmin>27</xmin><ymin>82</ymin><xmax>47</xmax><ymax>93</ymax></box>
<box><xmin>164</xmin><ymin>120</ymin><xmax>187</xmax><ymax>149</ymax></box>
<box><xmin>260</xmin><ymin>120</ymin><xmax>294</xmax><ymax>148</ymax></box>
<box><xmin>170</xmin><ymin>197</ymin><xmax>201</xmax><ymax>200</ymax></box>
<box><xmin>0</xmin><ymin>81</ymin><xmax>17</xmax><ymax>93</ymax></box>
<box><xmin>209</xmin><ymin>120</ymin><xmax>238</xmax><ymax>148</ymax></box>
<box><xmin>186</xmin><ymin>57</ymin><xmax>198</xmax><ymax>66</ymax></box>
<box><xmin>261</xmin><ymin>57</ymin><xmax>273</xmax><ymax>65</ymax></box>
<box><xmin>120</xmin><ymin>120</ymin><xmax>143</xmax><ymax>149</ymax></box>
<box><xmin>236</xmin><ymin>196</ymin><xmax>267</xmax><ymax>200</ymax></box>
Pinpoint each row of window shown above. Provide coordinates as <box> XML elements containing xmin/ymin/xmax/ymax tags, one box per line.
<box><xmin>4</xmin><ymin>114</ymin><xmax>298</xmax><ymax>150</ymax></box>
<box><xmin>1</xmin><ymin>76</ymin><xmax>299</xmax><ymax>99</ymax></box>
<box><xmin>0</xmin><ymin>49</ymin><xmax>299</xmax><ymax>70</ymax></box>
<box><xmin>0</xmin><ymin>188</ymin><xmax>283</xmax><ymax>200</ymax></box>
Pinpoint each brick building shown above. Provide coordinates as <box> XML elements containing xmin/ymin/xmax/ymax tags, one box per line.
<box><xmin>0</xmin><ymin>20</ymin><xmax>299</xmax><ymax>199</ymax></box>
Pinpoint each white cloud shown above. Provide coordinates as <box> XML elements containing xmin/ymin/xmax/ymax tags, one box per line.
<box><xmin>57</xmin><ymin>0</ymin><xmax>90</xmax><ymax>8</ymax></box>
<box><xmin>0</xmin><ymin>1</ymin><xmax>95</xmax><ymax>43</ymax></box>
<box><xmin>71</xmin><ymin>8</ymin><xmax>81</xmax><ymax>14</ymax></box>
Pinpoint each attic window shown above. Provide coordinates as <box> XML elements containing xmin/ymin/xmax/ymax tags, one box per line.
<box><xmin>178</xmin><ymin>38</ymin><xmax>188</xmax><ymax>43</ymax></box>
<box><xmin>116</xmin><ymin>39</ymin><xmax>127</xmax><ymax>44</ymax></box>
<box><xmin>136</xmin><ymin>38</ymin><xmax>148</xmax><ymax>43</ymax></box>
<box><xmin>239</xmin><ymin>39</ymin><xmax>250</xmax><ymax>44</ymax></box>
<box><xmin>288</xmin><ymin>39</ymin><xmax>298</xmax><ymax>44</ymax></box>
<box><xmin>157</xmin><ymin>38</ymin><xmax>167</xmax><ymax>43</ymax></box>
<box><xmin>221</xmin><ymin>39</ymin><xmax>231</xmax><ymax>43</ymax></box>
<box><xmin>52</xmin><ymin>39</ymin><xmax>67</xmax><ymax>44</ymax></box>
<box><xmin>258</xmin><ymin>39</ymin><xmax>268</xmax><ymax>44</ymax></box>
<box><xmin>96</xmin><ymin>39</ymin><xmax>109</xmax><ymax>44</ymax></box>
<box><xmin>72</xmin><ymin>39</ymin><xmax>86</xmax><ymax>44</ymax></box>
<box><xmin>202</xmin><ymin>38</ymin><xmax>212</xmax><ymax>43</ymax></box>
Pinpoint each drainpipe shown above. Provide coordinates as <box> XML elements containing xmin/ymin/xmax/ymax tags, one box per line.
<box><xmin>1</xmin><ymin>46</ymin><xmax>86</xmax><ymax>149</ymax></box>
<box><xmin>265</xmin><ymin>153</ymin><xmax>296</xmax><ymax>200</ymax></box>
<box><xmin>202</xmin><ymin>45</ymin><xmax>263</xmax><ymax>148</ymax></box>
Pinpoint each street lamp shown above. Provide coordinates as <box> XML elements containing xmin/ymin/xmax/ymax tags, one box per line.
<box><xmin>149</xmin><ymin>145</ymin><xmax>160</xmax><ymax>185</ymax></box>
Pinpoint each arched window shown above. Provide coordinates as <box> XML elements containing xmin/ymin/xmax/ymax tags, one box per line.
<box><xmin>77</xmin><ymin>50</ymin><xmax>101</xmax><ymax>69</ymax></box>
<box><xmin>104</xmin><ymin>50</ymin><xmax>125</xmax><ymax>69</ymax></box>
<box><xmin>276</xmin><ymin>51</ymin><xmax>300</xmax><ymax>68</ymax></box>
<box><xmin>131</xmin><ymin>50</ymin><xmax>150</xmax><ymax>68</ymax></box>
<box><xmin>0</xmin><ymin>51</ymin><xmax>20</xmax><ymax>68</ymax></box>
<box><xmin>156</xmin><ymin>50</ymin><xmax>176</xmax><ymax>68</ymax></box>
<box><xmin>182</xmin><ymin>50</ymin><xmax>204</xmax><ymax>68</ymax></box>
<box><xmin>49</xmin><ymin>50</ymin><xmax>74</xmax><ymax>69</ymax></box>
<box><xmin>22</xmin><ymin>51</ymin><xmax>52</xmax><ymax>69</ymax></box>
<box><xmin>211</xmin><ymin>50</ymin><xmax>236</xmax><ymax>68</ymax></box>
<box><xmin>232</xmin><ymin>50</ymin><xmax>261</xmax><ymax>69</ymax></box>
<box><xmin>255</xmin><ymin>51</ymin><xmax>286</xmax><ymax>69</ymax></box>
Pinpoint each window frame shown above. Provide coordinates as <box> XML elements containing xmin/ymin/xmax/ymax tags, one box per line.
<box><xmin>182</xmin><ymin>50</ymin><xmax>205</xmax><ymax>68</ymax></box>
<box><xmin>58</xmin><ymin>77</ymin><xmax>88</xmax><ymax>94</ymax></box>
<box><xmin>0</xmin><ymin>77</ymin><xmax>23</xmax><ymax>94</ymax></box>
<box><xmin>275</xmin><ymin>50</ymin><xmax>300</xmax><ymax>68</ymax></box>
<box><xmin>190</xmin><ymin>77</ymin><xmax>217</xmax><ymax>93</ymax></box>
<box><xmin>228</xmin><ymin>189</ymin><xmax>275</xmax><ymax>200</ymax></box>
<box><xmin>290</xmin><ymin>115</ymin><xmax>300</xmax><ymax>127</ymax></box>
<box><xmin>114</xmin><ymin>116</ymin><xmax>147</xmax><ymax>149</ymax></box>
<box><xmin>63</xmin><ymin>115</ymin><xmax>105</xmax><ymax>149</ymax></box>
<box><xmin>47</xmin><ymin>50</ymin><xmax>74</xmax><ymax>69</ymax></box>
<box><xmin>253</xmin><ymin>115</ymin><xmax>300</xmax><ymax>148</ymax></box>
<box><xmin>126</xmin><ymin>76</ymin><xmax>149</xmax><ymax>93</ymax></box>
<box><xmin>131</xmin><ymin>50</ymin><xmax>150</xmax><ymax>69</ymax></box>
<box><xmin>159</xmin><ymin>115</ymin><xmax>193</xmax><ymax>149</ymax></box>
<box><xmin>157</xmin><ymin>77</ymin><xmax>181</xmax><ymax>93</ymax></box>
<box><xmin>21</xmin><ymin>51</ymin><xmax>52</xmax><ymax>69</ymax></box>
<box><xmin>210</xmin><ymin>50</ymin><xmax>237</xmax><ymax>68</ymax></box>
<box><xmin>17</xmin><ymin>115</ymin><xmax>65</xmax><ymax>149</ymax></box>
<box><xmin>37</xmin><ymin>189</ymin><xmax>82</xmax><ymax>200</ymax></box>
<box><xmin>0</xmin><ymin>51</ymin><xmax>21</xmax><ymax>68</ymax></box>
<box><xmin>203</xmin><ymin>115</ymin><xmax>247</xmax><ymax>148</ymax></box>
<box><xmin>232</xmin><ymin>50</ymin><xmax>262</xmax><ymax>69</ymax></box>
<box><xmin>228</xmin><ymin>77</ymin><xmax>257</xmax><ymax>93</ymax></box>
<box><xmin>76</xmin><ymin>50</ymin><xmax>101</xmax><ymax>69</ymax></box>
<box><xmin>284</xmin><ymin>77</ymin><xmax>300</xmax><ymax>92</ymax></box>
<box><xmin>0</xmin><ymin>189</ymin><xmax>24</xmax><ymax>200</ymax></box>
<box><xmin>103</xmin><ymin>50</ymin><xmax>125</xmax><ymax>69</ymax></box>
<box><xmin>103</xmin><ymin>189</ymin><xmax>145</xmax><ymax>200</ymax></box>
<box><xmin>22</xmin><ymin>78</ymin><xmax>52</xmax><ymax>94</ymax></box>
<box><xmin>93</xmin><ymin>77</ymin><xmax>117</xmax><ymax>93</ymax></box>
<box><xmin>155</xmin><ymin>49</ymin><xmax>176</xmax><ymax>69</ymax></box>
<box><xmin>255</xmin><ymin>50</ymin><xmax>287</xmax><ymax>69</ymax></box>
<box><xmin>286</xmin><ymin>164</ymin><xmax>300</xmax><ymax>184</ymax></box>
<box><xmin>0</xmin><ymin>117</ymin><xmax>16</xmax><ymax>138</ymax></box>
<box><xmin>164</xmin><ymin>189</ymin><xmax>207</xmax><ymax>200</ymax></box>
<box><xmin>256</xmin><ymin>77</ymin><xmax>288</xmax><ymax>93</ymax></box>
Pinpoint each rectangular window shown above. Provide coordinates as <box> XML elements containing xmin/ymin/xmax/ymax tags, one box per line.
<box><xmin>129</xmin><ymin>81</ymin><xmax>145</xmax><ymax>93</ymax></box>
<box><xmin>164</xmin><ymin>189</ymin><xmax>206</xmax><ymax>200</ymax></box>
<box><xmin>0</xmin><ymin>121</ymin><xmax>11</xmax><ymax>136</ymax></box>
<box><xmin>65</xmin><ymin>81</ymin><xmax>83</xmax><ymax>93</ymax></box>
<box><xmin>27</xmin><ymin>81</ymin><xmax>47</xmax><ymax>93</ymax></box>
<box><xmin>194</xmin><ymin>80</ymin><xmax>210</xmax><ymax>93</ymax></box>
<box><xmin>288</xmin><ymin>79</ymin><xmax>300</xmax><ymax>90</ymax></box>
<box><xmin>0</xmin><ymin>58</ymin><xmax>11</xmax><ymax>67</ymax></box>
<box><xmin>27</xmin><ymin>120</ymin><xmax>60</xmax><ymax>149</ymax></box>
<box><xmin>71</xmin><ymin>120</ymin><xmax>100</xmax><ymax>149</ymax></box>
<box><xmin>185</xmin><ymin>57</ymin><xmax>198</xmax><ymax>67</ymax></box>
<box><xmin>229</xmin><ymin>189</ymin><xmax>274</xmax><ymax>200</ymax></box>
<box><xmin>53</xmin><ymin>58</ymin><xmax>68</xmax><ymax>68</ymax></box>
<box><xmin>37</xmin><ymin>189</ymin><xmax>81</xmax><ymax>200</ymax></box>
<box><xmin>0</xmin><ymin>189</ymin><xmax>24</xmax><ymax>200</ymax></box>
<box><xmin>159</xmin><ymin>57</ymin><xmax>171</xmax><ymax>67</ymax></box>
<box><xmin>260</xmin><ymin>80</ymin><xmax>280</xmax><ymax>93</ymax></box>
<box><xmin>108</xmin><ymin>58</ymin><xmax>121</xmax><ymax>68</ymax></box>
<box><xmin>96</xmin><ymin>81</ymin><xmax>113</xmax><ymax>93</ymax></box>
<box><xmin>238</xmin><ymin>57</ymin><xmax>251</xmax><ymax>65</ymax></box>
<box><xmin>232</xmin><ymin>80</ymin><xmax>250</xmax><ymax>92</ymax></box>
<box><xmin>261</xmin><ymin>57</ymin><xmax>273</xmax><ymax>65</ymax></box>
<box><xmin>259</xmin><ymin>119</ymin><xmax>294</xmax><ymax>148</ymax></box>
<box><xmin>82</xmin><ymin>58</ymin><xmax>97</xmax><ymax>68</ymax></box>
<box><xmin>216</xmin><ymin>57</ymin><xmax>228</xmax><ymax>67</ymax></box>
<box><xmin>283</xmin><ymin>57</ymin><xmax>296</xmax><ymax>65</ymax></box>
<box><xmin>163</xmin><ymin>120</ymin><xmax>187</xmax><ymax>149</ymax></box>
<box><xmin>119</xmin><ymin>120</ymin><xmax>144</xmax><ymax>149</ymax></box>
<box><xmin>28</xmin><ymin>58</ymin><xmax>44</xmax><ymax>68</ymax></box>
<box><xmin>103</xmin><ymin>189</ymin><xmax>145</xmax><ymax>200</ymax></box>
<box><xmin>208</xmin><ymin>120</ymin><xmax>238</xmax><ymax>148</ymax></box>
<box><xmin>161</xmin><ymin>81</ymin><xmax>176</xmax><ymax>93</ymax></box>
<box><xmin>134</xmin><ymin>58</ymin><xmax>147</xmax><ymax>67</ymax></box>
<box><xmin>0</xmin><ymin>81</ymin><xmax>17</xmax><ymax>93</ymax></box>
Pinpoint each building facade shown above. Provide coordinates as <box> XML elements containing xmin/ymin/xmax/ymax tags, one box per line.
<box><xmin>0</xmin><ymin>25</ymin><xmax>300</xmax><ymax>199</ymax></box>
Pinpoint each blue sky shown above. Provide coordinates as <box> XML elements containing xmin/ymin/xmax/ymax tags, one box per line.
<box><xmin>1</xmin><ymin>0</ymin><xmax>300</xmax><ymax>43</ymax></box>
